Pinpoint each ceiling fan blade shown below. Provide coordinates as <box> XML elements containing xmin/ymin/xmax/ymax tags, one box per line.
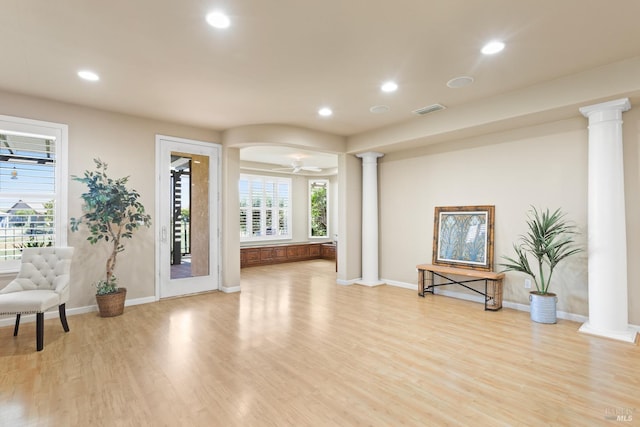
<box><xmin>300</xmin><ymin>166</ymin><xmax>322</xmax><ymax>172</ymax></box>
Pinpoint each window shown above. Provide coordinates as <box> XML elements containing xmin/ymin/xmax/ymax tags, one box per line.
<box><xmin>0</xmin><ymin>115</ymin><xmax>68</xmax><ymax>272</ymax></box>
<box><xmin>309</xmin><ymin>179</ymin><xmax>328</xmax><ymax>238</ymax></box>
<box><xmin>239</xmin><ymin>174</ymin><xmax>291</xmax><ymax>242</ymax></box>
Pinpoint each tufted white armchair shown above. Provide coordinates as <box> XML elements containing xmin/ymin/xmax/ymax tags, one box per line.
<box><xmin>0</xmin><ymin>247</ymin><xmax>74</xmax><ymax>351</ymax></box>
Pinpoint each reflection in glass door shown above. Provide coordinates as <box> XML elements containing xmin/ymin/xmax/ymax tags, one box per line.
<box><xmin>170</xmin><ymin>153</ymin><xmax>210</xmax><ymax>279</ymax></box>
<box><xmin>156</xmin><ymin>136</ymin><xmax>220</xmax><ymax>298</ymax></box>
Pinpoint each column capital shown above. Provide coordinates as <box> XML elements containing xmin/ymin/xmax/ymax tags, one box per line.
<box><xmin>355</xmin><ymin>152</ymin><xmax>384</xmax><ymax>164</ymax></box>
<box><xmin>580</xmin><ymin>98</ymin><xmax>631</xmax><ymax>119</ymax></box>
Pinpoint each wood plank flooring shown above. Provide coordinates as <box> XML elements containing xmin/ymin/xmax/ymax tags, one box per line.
<box><xmin>1</xmin><ymin>259</ymin><xmax>638</xmax><ymax>426</ymax></box>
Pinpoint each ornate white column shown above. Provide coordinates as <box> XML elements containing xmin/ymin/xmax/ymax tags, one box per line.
<box><xmin>356</xmin><ymin>152</ymin><xmax>384</xmax><ymax>286</ymax></box>
<box><xmin>579</xmin><ymin>98</ymin><xmax>637</xmax><ymax>343</ymax></box>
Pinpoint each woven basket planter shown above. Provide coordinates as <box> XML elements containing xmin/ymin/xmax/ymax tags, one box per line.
<box><xmin>529</xmin><ymin>291</ymin><xmax>557</xmax><ymax>324</ymax></box>
<box><xmin>96</xmin><ymin>288</ymin><xmax>127</xmax><ymax>317</ymax></box>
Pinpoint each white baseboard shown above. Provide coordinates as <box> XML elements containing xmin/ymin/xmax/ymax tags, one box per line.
<box><xmin>355</xmin><ymin>280</ymin><xmax>385</xmax><ymax>287</ymax></box>
<box><xmin>382</xmin><ymin>278</ymin><xmax>593</xmax><ymax>323</ymax></box>
<box><xmin>0</xmin><ymin>295</ymin><xmax>156</xmax><ymax>327</ymax></box>
<box><xmin>127</xmin><ymin>296</ymin><xmax>157</xmax><ymax>306</ymax></box>
<box><xmin>336</xmin><ymin>278</ymin><xmax>361</xmax><ymax>286</ymax></box>
<box><xmin>380</xmin><ymin>278</ymin><xmax>418</xmax><ymax>291</ymax></box>
<box><xmin>579</xmin><ymin>322</ymin><xmax>639</xmax><ymax>343</ymax></box>
<box><xmin>221</xmin><ymin>285</ymin><xmax>241</xmax><ymax>293</ymax></box>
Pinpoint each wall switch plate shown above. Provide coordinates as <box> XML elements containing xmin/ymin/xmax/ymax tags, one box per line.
<box><xmin>524</xmin><ymin>278</ymin><xmax>532</xmax><ymax>289</ymax></box>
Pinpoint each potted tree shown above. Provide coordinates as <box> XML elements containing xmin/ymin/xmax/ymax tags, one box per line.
<box><xmin>70</xmin><ymin>158</ymin><xmax>151</xmax><ymax>317</ymax></box>
<box><xmin>500</xmin><ymin>207</ymin><xmax>582</xmax><ymax>323</ymax></box>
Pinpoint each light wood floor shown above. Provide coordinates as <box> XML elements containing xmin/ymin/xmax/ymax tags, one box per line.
<box><xmin>1</xmin><ymin>260</ymin><xmax>638</xmax><ymax>426</ymax></box>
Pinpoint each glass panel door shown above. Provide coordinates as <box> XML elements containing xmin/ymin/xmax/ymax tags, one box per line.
<box><xmin>157</xmin><ymin>136</ymin><xmax>219</xmax><ymax>298</ymax></box>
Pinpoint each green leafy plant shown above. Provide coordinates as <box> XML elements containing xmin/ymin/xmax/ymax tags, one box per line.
<box><xmin>500</xmin><ymin>207</ymin><xmax>582</xmax><ymax>295</ymax></box>
<box><xmin>70</xmin><ymin>159</ymin><xmax>151</xmax><ymax>295</ymax></box>
<box><xmin>310</xmin><ymin>183</ymin><xmax>327</xmax><ymax>237</ymax></box>
<box><xmin>95</xmin><ymin>276</ymin><xmax>118</xmax><ymax>295</ymax></box>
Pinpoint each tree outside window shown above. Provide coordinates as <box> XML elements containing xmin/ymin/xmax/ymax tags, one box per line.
<box><xmin>309</xmin><ymin>180</ymin><xmax>328</xmax><ymax>238</ymax></box>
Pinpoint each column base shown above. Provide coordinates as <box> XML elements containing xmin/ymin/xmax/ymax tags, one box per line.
<box><xmin>356</xmin><ymin>280</ymin><xmax>385</xmax><ymax>287</ymax></box>
<box><xmin>578</xmin><ymin>322</ymin><xmax>638</xmax><ymax>344</ymax></box>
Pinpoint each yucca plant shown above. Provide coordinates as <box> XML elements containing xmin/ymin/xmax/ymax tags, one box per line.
<box><xmin>500</xmin><ymin>207</ymin><xmax>582</xmax><ymax>295</ymax></box>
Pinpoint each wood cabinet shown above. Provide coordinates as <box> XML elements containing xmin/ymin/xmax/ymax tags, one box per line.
<box><xmin>309</xmin><ymin>244</ymin><xmax>321</xmax><ymax>257</ymax></box>
<box><xmin>273</xmin><ymin>247</ymin><xmax>287</xmax><ymax>262</ymax></box>
<box><xmin>241</xmin><ymin>243</ymin><xmax>327</xmax><ymax>268</ymax></box>
<box><xmin>260</xmin><ymin>248</ymin><xmax>273</xmax><ymax>263</ymax></box>
<box><xmin>286</xmin><ymin>246</ymin><xmax>300</xmax><ymax>259</ymax></box>
<box><xmin>243</xmin><ymin>248</ymin><xmax>261</xmax><ymax>266</ymax></box>
<box><xmin>321</xmin><ymin>243</ymin><xmax>336</xmax><ymax>260</ymax></box>
<box><xmin>321</xmin><ymin>243</ymin><xmax>337</xmax><ymax>272</ymax></box>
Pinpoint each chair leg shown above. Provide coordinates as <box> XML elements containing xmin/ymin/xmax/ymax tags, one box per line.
<box><xmin>36</xmin><ymin>313</ymin><xmax>44</xmax><ymax>351</ymax></box>
<box><xmin>59</xmin><ymin>303</ymin><xmax>70</xmax><ymax>332</ymax></box>
<box><xmin>13</xmin><ymin>314</ymin><xmax>21</xmax><ymax>336</ymax></box>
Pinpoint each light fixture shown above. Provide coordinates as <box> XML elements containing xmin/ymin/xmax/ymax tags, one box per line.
<box><xmin>481</xmin><ymin>41</ymin><xmax>505</xmax><ymax>55</ymax></box>
<box><xmin>11</xmin><ymin>166</ymin><xmax>17</xmax><ymax>179</ymax></box>
<box><xmin>318</xmin><ymin>107</ymin><xmax>333</xmax><ymax>117</ymax></box>
<box><xmin>381</xmin><ymin>81</ymin><xmax>398</xmax><ymax>93</ymax></box>
<box><xmin>446</xmin><ymin>76</ymin><xmax>474</xmax><ymax>88</ymax></box>
<box><xmin>77</xmin><ymin>70</ymin><xmax>100</xmax><ymax>81</ymax></box>
<box><xmin>206</xmin><ymin>12</ymin><xmax>231</xmax><ymax>29</ymax></box>
<box><xmin>369</xmin><ymin>105</ymin><xmax>390</xmax><ymax>114</ymax></box>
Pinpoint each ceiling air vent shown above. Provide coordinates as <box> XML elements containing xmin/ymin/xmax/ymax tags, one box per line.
<box><xmin>412</xmin><ymin>103</ymin><xmax>446</xmax><ymax>116</ymax></box>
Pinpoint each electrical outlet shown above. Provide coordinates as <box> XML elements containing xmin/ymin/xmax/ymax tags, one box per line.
<box><xmin>524</xmin><ymin>278</ymin><xmax>532</xmax><ymax>289</ymax></box>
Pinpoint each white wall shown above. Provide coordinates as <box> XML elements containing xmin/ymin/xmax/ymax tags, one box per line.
<box><xmin>0</xmin><ymin>89</ymin><xmax>220</xmax><ymax>309</ymax></box>
<box><xmin>378</xmin><ymin>113</ymin><xmax>640</xmax><ymax>324</ymax></box>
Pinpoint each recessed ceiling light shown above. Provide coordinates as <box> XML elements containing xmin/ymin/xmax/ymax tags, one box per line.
<box><xmin>206</xmin><ymin>12</ymin><xmax>231</xmax><ymax>29</ymax></box>
<box><xmin>381</xmin><ymin>81</ymin><xmax>398</xmax><ymax>93</ymax></box>
<box><xmin>446</xmin><ymin>76</ymin><xmax>474</xmax><ymax>88</ymax></box>
<box><xmin>318</xmin><ymin>107</ymin><xmax>333</xmax><ymax>117</ymax></box>
<box><xmin>77</xmin><ymin>70</ymin><xmax>100</xmax><ymax>81</ymax></box>
<box><xmin>369</xmin><ymin>105</ymin><xmax>390</xmax><ymax>114</ymax></box>
<box><xmin>481</xmin><ymin>41</ymin><xmax>505</xmax><ymax>55</ymax></box>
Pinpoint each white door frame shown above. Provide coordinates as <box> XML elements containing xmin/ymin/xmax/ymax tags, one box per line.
<box><xmin>155</xmin><ymin>134</ymin><xmax>221</xmax><ymax>299</ymax></box>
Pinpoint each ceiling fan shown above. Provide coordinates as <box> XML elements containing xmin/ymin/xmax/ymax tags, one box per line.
<box><xmin>272</xmin><ymin>159</ymin><xmax>322</xmax><ymax>174</ymax></box>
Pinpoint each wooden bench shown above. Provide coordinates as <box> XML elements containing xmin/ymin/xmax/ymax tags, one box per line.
<box><xmin>417</xmin><ymin>264</ymin><xmax>504</xmax><ymax>311</ymax></box>
<box><xmin>240</xmin><ymin>242</ymin><xmax>336</xmax><ymax>268</ymax></box>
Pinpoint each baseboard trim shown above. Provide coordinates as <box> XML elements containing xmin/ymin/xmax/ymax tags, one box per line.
<box><xmin>221</xmin><ymin>285</ymin><xmax>241</xmax><ymax>293</ymax></box>
<box><xmin>579</xmin><ymin>322</ymin><xmax>638</xmax><ymax>343</ymax></box>
<box><xmin>383</xmin><ymin>278</ymin><xmax>591</xmax><ymax>323</ymax></box>
<box><xmin>127</xmin><ymin>296</ymin><xmax>157</xmax><ymax>306</ymax></box>
<box><xmin>336</xmin><ymin>278</ymin><xmax>361</xmax><ymax>286</ymax></box>
<box><xmin>0</xmin><ymin>295</ymin><xmax>157</xmax><ymax>327</ymax></box>
<box><xmin>380</xmin><ymin>278</ymin><xmax>417</xmax><ymax>291</ymax></box>
<box><xmin>355</xmin><ymin>280</ymin><xmax>385</xmax><ymax>287</ymax></box>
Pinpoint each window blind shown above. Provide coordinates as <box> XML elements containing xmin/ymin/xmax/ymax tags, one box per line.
<box><xmin>0</xmin><ymin>132</ymin><xmax>57</xmax><ymax>261</ymax></box>
<box><xmin>239</xmin><ymin>174</ymin><xmax>291</xmax><ymax>241</ymax></box>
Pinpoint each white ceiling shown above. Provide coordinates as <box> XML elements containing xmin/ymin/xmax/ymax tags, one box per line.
<box><xmin>241</xmin><ymin>146</ymin><xmax>337</xmax><ymax>169</ymax></box>
<box><xmin>2</xmin><ymin>1</ymin><xmax>640</xmax><ymax>168</ymax></box>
